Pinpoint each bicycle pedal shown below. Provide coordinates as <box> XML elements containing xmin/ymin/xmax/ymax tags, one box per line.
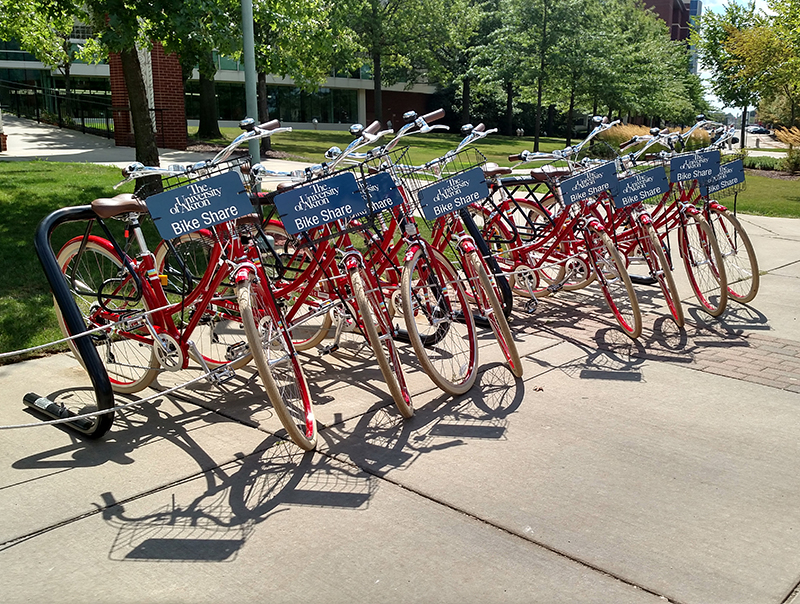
<box><xmin>525</xmin><ymin>299</ymin><xmax>538</xmax><ymax>314</ymax></box>
<box><xmin>546</xmin><ymin>282</ymin><xmax>564</xmax><ymax>294</ymax></box>
<box><xmin>320</xmin><ymin>343</ymin><xmax>340</xmax><ymax>355</ymax></box>
<box><xmin>209</xmin><ymin>366</ymin><xmax>237</xmax><ymax>386</ymax></box>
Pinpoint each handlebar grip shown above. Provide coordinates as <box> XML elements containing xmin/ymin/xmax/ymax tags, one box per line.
<box><xmin>473</xmin><ymin>123</ymin><xmax>486</xmax><ymax>133</ymax></box>
<box><xmin>364</xmin><ymin>120</ymin><xmax>382</xmax><ymax>135</ymax></box>
<box><xmin>508</xmin><ymin>153</ymin><xmax>523</xmax><ymax>161</ymax></box>
<box><xmin>620</xmin><ymin>137</ymin><xmax>636</xmax><ymax>149</ymax></box>
<box><xmin>258</xmin><ymin>119</ymin><xmax>280</xmax><ymax>130</ymax></box>
<box><xmin>421</xmin><ymin>108</ymin><xmax>445</xmax><ymax>123</ymax></box>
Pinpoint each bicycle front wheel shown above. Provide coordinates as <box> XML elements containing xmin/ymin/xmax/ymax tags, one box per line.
<box><xmin>642</xmin><ymin>223</ymin><xmax>684</xmax><ymax>327</ymax></box>
<box><xmin>707</xmin><ymin>208</ymin><xmax>759</xmax><ymax>304</ymax></box>
<box><xmin>56</xmin><ymin>237</ymin><xmax>159</xmax><ymax>394</ymax></box>
<box><xmin>401</xmin><ymin>246</ymin><xmax>478</xmax><ymax>396</ymax></box>
<box><xmin>584</xmin><ymin>227</ymin><xmax>643</xmax><ymax>339</ymax></box>
<box><xmin>350</xmin><ymin>267</ymin><xmax>414</xmax><ymax>418</ymax></box>
<box><xmin>679</xmin><ymin>215</ymin><xmax>728</xmax><ymax>317</ymax></box>
<box><xmin>237</xmin><ymin>278</ymin><xmax>317</xmax><ymax>450</ymax></box>
<box><xmin>466</xmin><ymin>250</ymin><xmax>523</xmax><ymax>377</ymax></box>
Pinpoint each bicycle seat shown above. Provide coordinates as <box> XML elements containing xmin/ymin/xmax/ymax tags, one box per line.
<box><xmin>530</xmin><ymin>166</ymin><xmax>571</xmax><ymax>182</ymax></box>
<box><xmin>91</xmin><ymin>194</ymin><xmax>149</xmax><ymax>218</ymax></box>
<box><xmin>483</xmin><ymin>163</ymin><xmax>513</xmax><ymax>177</ymax></box>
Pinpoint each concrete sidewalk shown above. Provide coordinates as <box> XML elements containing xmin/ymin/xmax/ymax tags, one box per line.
<box><xmin>0</xmin><ymin>113</ymin><xmax>311</xmax><ymax>172</ymax></box>
<box><xmin>1</xmin><ymin>122</ymin><xmax>799</xmax><ymax>604</ymax></box>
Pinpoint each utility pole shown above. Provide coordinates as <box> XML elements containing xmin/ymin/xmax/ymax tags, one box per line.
<box><xmin>242</xmin><ymin>0</ymin><xmax>259</xmax><ymax>166</ymax></box>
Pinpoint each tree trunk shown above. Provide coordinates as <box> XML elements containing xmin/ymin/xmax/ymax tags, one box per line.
<box><xmin>119</xmin><ymin>48</ymin><xmax>159</xmax><ymax>166</ymax></box>
<box><xmin>546</xmin><ymin>104</ymin><xmax>555</xmax><ymax>138</ymax></box>
<box><xmin>197</xmin><ymin>52</ymin><xmax>221</xmax><ymax>139</ymax></box>
<box><xmin>740</xmin><ymin>103</ymin><xmax>747</xmax><ymax>150</ymax></box>
<box><xmin>461</xmin><ymin>77</ymin><xmax>471</xmax><ymax>125</ymax></box>
<box><xmin>534</xmin><ymin>0</ymin><xmax>547</xmax><ymax>152</ymax></box>
<box><xmin>257</xmin><ymin>72</ymin><xmax>272</xmax><ymax>153</ymax></box>
<box><xmin>565</xmin><ymin>85</ymin><xmax>575</xmax><ymax>147</ymax></box>
<box><xmin>62</xmin><ymin>63</ymin><xmax>73</xmax><ymax>119</ymax></box>
<box><xmin>505</xmin><ymin>80</ymin><xmax>514</xmax><ymax>137</ymax></box>
<box><xmin>373</xmin><ymin>52</ymin><xmax>383</xmax><ymax>124</ymax></box>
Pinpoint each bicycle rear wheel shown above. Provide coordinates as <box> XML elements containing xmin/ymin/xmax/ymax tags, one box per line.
<box><xmin>707</xmin><ymin>208</ymin><xmax>759</xmax><ymax>304</ymax></box>
<box><xmin>466</xmin><ymin>250</ymin><xmax>523</xmax><ymax>377</ymax></box>
<box><xmin>401</xmin><ymin>246</ymin><xmax>478</xmax><ymax>396</ymax></box>
<box><xmin>642</xmin><ymin>223</ymin><xmax>684</xmax><ymax>327</ymax></box>
<box><xmin>56</xmin><ymin>237</ymin><xmax>159</xmax><ymax>394</ymax></box>
<box><xmin>350</xmin><ymin>267</ymin><xmax>414</xmax><ymax>418</ymax></box>
<box><xmin>679</xmin><ymin>215</ymin><xmax>728</xmax><ymax>317</ymax></box>
<box><xmin>584</xmin><ymin>227</ymin><xmax>643</xmax><ymax>339</ymax></box>
<box><xmin>237</xmin><ymin>278</ymin><xmax>317</xmax><ymax>450</ymax></box>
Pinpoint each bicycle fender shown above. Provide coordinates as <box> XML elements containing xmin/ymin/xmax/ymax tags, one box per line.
<box><xmin>708</xmin><ymin>200</ymin><xmax>728</xmax><ymax>213</ymax></box>
<box><xmin>234</xmin><ymin>262</ymin><xmax>258</xmax><ymax>283</ymax></box>
<box><xmin>404</xmin><ymin>243</ymin><xmax>422</xmax><ymax>263</ymax></box>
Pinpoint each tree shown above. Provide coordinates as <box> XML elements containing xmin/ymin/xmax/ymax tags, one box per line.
<box><xmin>0</xmin><ymin>0</ymin><xmax>80</xmax><ymax>114</ymax></box>
<box><xmin>692</xmin><ymin>0</ymin><xmax>761</xmax><ymax>147</ymax></box>
<box><xmin>424</xmin><ymin>0</ymin><xmax>484</xmax><ymax>125</ymax></box>
<box><xmin>335</xmin><ymin>0</ymin><xmax>449</xmax><ymax>123</ymax></box>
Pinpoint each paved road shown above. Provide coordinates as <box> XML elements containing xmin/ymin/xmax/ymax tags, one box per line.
<box><xmin>0</xmin><ymin>118</ymin><xmax>799</xmax><ymax>604</ymax></box>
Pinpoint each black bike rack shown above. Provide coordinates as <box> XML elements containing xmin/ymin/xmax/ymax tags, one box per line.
<box><xmin>26</xmin><ymin>205</ymin><xmax>115</xmax><ymax>438</ymax></box>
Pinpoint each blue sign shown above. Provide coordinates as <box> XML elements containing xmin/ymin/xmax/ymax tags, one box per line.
<box><xmin>614</xmin><ymin>166</ymin><xmax>670</xmax><ymax>209</ymax></box>
<box><xmin>145</xmin><ymin>171</ymin><xmax>254</xmax><ymax>240</ymax></box>
<box><xmin>274</xmin><ymin>171</ymin><xmax>368</xmax><ymax>235</ymax></box>
<box><xmin>362</xmin><ymin>171</ymin><xmax>405</xmax><ymax>214</ymax></box>
<box><xmin>705</xmin><ymin>159</ymin><xmax>745</xmax><ymax>195</ymax></box>
<box><xmin>669</xmin><ymin>150</ymin><xmax>721</xmax><ymax>183</ymax></box>
<box><xmin>417</xmin><ymin>166</ymin><xmax>489</xmax><ymax>221</ymax></box>
<box><xmin>558</xmin><ymin>161</ymin><xmax>618</xmax><ymax>206</ymax></box>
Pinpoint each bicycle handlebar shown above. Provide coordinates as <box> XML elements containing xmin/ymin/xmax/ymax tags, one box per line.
<box><xmin>115</xmin><ymin>117</ymin><xmax>291</xmax><ymax>188</ymax></box>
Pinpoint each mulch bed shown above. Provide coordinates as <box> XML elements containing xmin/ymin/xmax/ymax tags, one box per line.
<box><xmin>745</xmin><ymin>168</ymin><xmax>799</xmax><ymax>181</ymax></box>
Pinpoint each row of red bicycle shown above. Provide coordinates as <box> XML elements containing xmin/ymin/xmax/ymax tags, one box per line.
<box><xmin>47</xmin><ymin>110</ymin><xmax>757</xmax><ymax>448</ymax></box>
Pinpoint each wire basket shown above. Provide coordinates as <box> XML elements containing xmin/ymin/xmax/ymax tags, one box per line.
<box><xmin>270</xmin><ymin>155</ymin><xmax>398</xmax><ymax>245</ymax></box>
<box><xmin>706</xmin><ymin>155</ymin><xmax>747</xmax><ymax>199</ymax></box>
<box><xmin>392</xmin><ymin>147</ymin><xmax>487</xmax><ymax>218</ymax></box>
<box><xmin>134</xmin><ymin>155</ymin><xmax>252</xmax><ymax>200</ymax></box>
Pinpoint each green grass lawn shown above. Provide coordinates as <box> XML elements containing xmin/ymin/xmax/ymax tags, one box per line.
<box><xmin>732</xmin><ymin>173</ymin><xmax>800</xmax><ymax>216</ymax></box>
<box><xmin>0</xmin><ymin>161</ymin><xmax>135</xmax><ymax>361</ymax></box>
<box><xmin>0</xmin><ymin>148</ymin><xmax>797</xmax><ymax>361</ymax></box>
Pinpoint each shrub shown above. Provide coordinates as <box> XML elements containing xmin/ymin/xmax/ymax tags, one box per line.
<box><xmin>742</xmin><ymin>155</ymin><xmax>780</xmax><ymax>170</ymax></box>
<box><xmin>779</xmin><ymin>148</ymin><xmax>800</xmax><ymax>174</ymax></box>
<box><xmin>597</xmin><ymin>123</ymin><xmax>710</xmax><ymax>154</ymax></box>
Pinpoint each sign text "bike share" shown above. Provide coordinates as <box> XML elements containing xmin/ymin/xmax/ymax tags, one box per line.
<box><xmin>145</xmin><ymin>171</ymin><xmax>254</xmax><ymax>240</ymax></box>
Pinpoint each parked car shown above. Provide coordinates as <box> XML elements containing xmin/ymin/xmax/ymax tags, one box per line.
<box><xmin>746</xmin><ymin>125</ymin><xmax>771</xmax><ymax>134</ymax></box>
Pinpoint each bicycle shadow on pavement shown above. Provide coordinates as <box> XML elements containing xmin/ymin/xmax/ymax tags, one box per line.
<box><xmin>10</xmin><ymin>389</ymin><xmax>217</xmax><ymax>472</ymax></box>
<box><xmin>97</xmin><ymin>437</ymin><xmax>380</xmax><ymax>562</ymax></box>
<box><xmin>319</xmin><ymin>361</ymin><xmax>525</xmax><ymax>478</ymax></box>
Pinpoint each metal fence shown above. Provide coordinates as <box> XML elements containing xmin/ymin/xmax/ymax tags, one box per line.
<box><xmin>0</xmin><ymin>80</ymin><xmax>165</xmax><ymax>145</ymax></box>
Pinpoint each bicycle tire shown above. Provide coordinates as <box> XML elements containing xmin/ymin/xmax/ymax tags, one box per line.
<box><xmin>585</xmin><ymin>227</ymin><xmax>643</xmax><ymax>339</ymax></box>
<box><xmin>707</xmin><ymin>208</ymin><xmax>759</xmax><ymax>304</ymax></box>
<box><xmin>466</xmin><ymin>250</ymin><xmax>523</xmax><ymax>377</ymax></box>
<box><xmin>56</xmin><ymin>237</ymin><xmax>159</xmax><ymax>394</ymax></box>
<box><xmin>401</xmin><ymin>246</ymin><xmax>478</xmax><ymax>396</ymax></box>
<box><xmin>154</xmin><ymin>232</ymin><xmax>252</xmax><ymax>369</ymax></box>
<box><xmin>642</xmin><ymin>223</ymin><xmax>684</xmax><ymax>327</ymax></box>
<box><xmin>459</xmin><ymin>208</ymin><xmax>513</xmax><ymax>317</ymax></box>
<box><xmin>678</xmin><ymin>215</ymin><xmax>728</xmax><ymax>317</ymax></box>
<box><xmin>350</xmin><ymin>267</ymin><xmax>414</xmax><ymax>418</ymax></box>
<box><xmin>236</xmin><ymin>278</ymin><xmax>317</xmax><ymax>450</ymax></box>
